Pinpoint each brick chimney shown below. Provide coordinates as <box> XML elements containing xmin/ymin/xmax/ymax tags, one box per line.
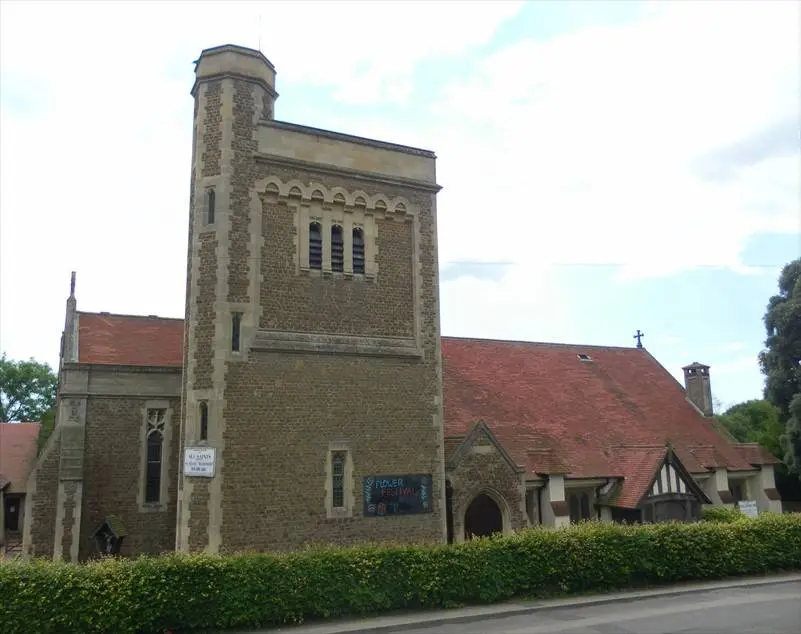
<box><xmin>683</xmin><ymin>361</ymin><xmax>713</xmax><ymax>416</ymax></box>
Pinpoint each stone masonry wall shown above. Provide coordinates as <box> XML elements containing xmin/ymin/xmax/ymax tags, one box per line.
<box><xmin>187</xmin><ymin>480</ymin><xmax>210</xmax><ymax>552</ymax></box>
<box><xmin>227</xmin><ymin>79</ymin><xmax>257</xmax><ymax>304</ymax></box>
<box><xmin>59</xmin><ymin>480</ymin><xmax>79</xmax><ymax>561</ymax></box>
<box><xmin>259</xmin><ymin>201</ymin><xmax>415</xmax><ymax>337</ymax></box>
<box><xmin>201</xmin><ymin>81</ymin><xmax>222</xmax><ymax>177</ymax></box>
<box><xmin>79</xmin><ymin>395</ymin><xmax>180</xmax><ymax>560</ymax></box>
<box><xmin>193</xmin><ymin>234</ymin><xmax>217</xmax><ymax>390</ymax></box>
<box><xmin>216</xmin><ymin>154</ymin><xmax>445</xmax><ymax>551</ymax></box>
<box><xmin>220</xmin><ymin>353</ymin><xmax>442</xmax><ymax>552</ymax></box>
<box><xmin>447</xmin><ymin>430</ymin><xmax>527</xmax><ymax>539</ymax></box>
<box><xmin>25</xmin><ymin>429</ymin><xmax>61</xmax><ymax>559</ymax></box>
<box><xmin>256</xmin><ymin>164</ymin><xmax>426</xmax><ymax>340</ymax></box>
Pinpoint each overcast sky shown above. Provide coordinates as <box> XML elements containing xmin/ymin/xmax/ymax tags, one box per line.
<box><xmin>1</xmin><ymin>0</ymin><xmax>799</xmax><ymax>410</ymax></box>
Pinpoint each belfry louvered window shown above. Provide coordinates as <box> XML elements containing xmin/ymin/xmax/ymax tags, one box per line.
<box><xmin>331</xmin><ymin>225</ymin><xmax>344</xmax><ymax>272</ymax></box>
<box><xmin>309</xmin><ymin>222</ymin><xmax>322</xmax><ymax>270</ymax></box>
<box><xmin>352</xmin><ymin>228</ymin><xmax>365</xmax><ymax>274</ymax></box>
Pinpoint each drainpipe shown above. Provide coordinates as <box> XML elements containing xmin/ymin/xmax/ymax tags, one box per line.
<box><xmin>537</xmin><ymin>486</ymin><xmax>543</xmax><ymax>525</ymax></box>
<box><xmin>594</xmin><ymin>479</ymin><xmax>613</xmax><ymax>520</ymax></box>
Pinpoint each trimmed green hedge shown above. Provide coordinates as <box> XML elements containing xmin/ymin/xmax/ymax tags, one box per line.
<box><xmin>2</xmin><ymin>513</ymin><xmax>800</xmax><ymax>634</ymax></box>
<box><xmin>701</xmin><ymin>505</ymin><xmax>746</xmax><ymax>523</ymax></box>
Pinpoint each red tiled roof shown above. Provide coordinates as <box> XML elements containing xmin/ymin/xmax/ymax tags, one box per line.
<box><xmin>0</xmin><ymin>422</ymin><xmax>41</xmax><ymax>493</ymax></box>
<box><xmin>441</xmin><ymin>337</ymin><xmax>754</xmax><ymax>482</ymax></box>
<box><xmin>72</xmin><ymin>314</ymin><xmax>764</xmax><ymax>496</ymax></box>
<box><xmin>734</xmin><ymin>443</ymin><xmax>782</xmax><ymax>466</ymax></box>
<box><xmin>686</xmin><ymin>445</ymin><xmax>732</xmax><ymax>470</ymax></box>
<box><xmin>77</xmin><ymin>312</ymin><xmax>184</xmax><ymax>367</ymax></box>
<box><xmin>606</xmin><ymin>446</ymin><xmax>667</xmax><ymax>508</ymax></box>
<box><xmin>527</xmin><ymin>449</ymin><xmax>572</xmax><ymax>475</ymax></box>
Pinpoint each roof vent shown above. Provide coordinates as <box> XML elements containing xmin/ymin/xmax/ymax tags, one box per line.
<box><xmin>577</xmin><ymin>353</ymin><xmax>592</xmax><ymax>361</ymax></box>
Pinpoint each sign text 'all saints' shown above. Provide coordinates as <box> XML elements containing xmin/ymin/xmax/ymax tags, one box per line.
<box><xmin>184</xmin><ymin>447</ymin><xmax>216</xmax><ymax>477</ymax></box>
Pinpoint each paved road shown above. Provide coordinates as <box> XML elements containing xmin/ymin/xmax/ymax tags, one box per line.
<box><xmin>401</xmin><ymin>581</ymin><xmax>801</xmax><ymax>634</ymax></box>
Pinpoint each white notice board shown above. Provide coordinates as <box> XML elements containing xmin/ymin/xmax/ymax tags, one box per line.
<box><xmin>737</xmin><ymin>500</ymin><xmax>758</xmax><ymax>518</ymax></box>
<box><xmin>184</xmin><ymin>447</ymin><xmax>216</xmax><ymax>477</ymax></box>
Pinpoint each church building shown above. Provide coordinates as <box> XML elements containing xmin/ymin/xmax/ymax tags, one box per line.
<box><xmin>21</xmin><ymin>45</ymin><xmax>782</xmax><ymax>562</ymax></box>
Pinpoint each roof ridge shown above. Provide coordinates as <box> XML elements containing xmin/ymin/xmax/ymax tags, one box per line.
<box><xmin>78</xmin><ymin>311</ymin><xmax>184</xmax><ymax>322</ymax></box>
<box><xmin>641</xmin><ymin>348</ymin><xmax>688</xmax><ymax>393</ymax></box>
<box><xmin>441</xmin><ymin>335</ymin><xmax>640</xmax><ymax>352</ymax></box>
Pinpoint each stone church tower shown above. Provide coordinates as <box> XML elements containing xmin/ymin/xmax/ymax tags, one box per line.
<box><xmin>178</xmin><ymin>45</ymin><xmax>447</xmax><ymax>553</ymax></box>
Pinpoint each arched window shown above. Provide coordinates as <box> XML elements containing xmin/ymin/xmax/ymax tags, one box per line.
<box><xmin>206</xmin><ymin>188</ymin><xmax>216</xmax><ymax>224</ymax></box>
<box><xmin>352</xmin><ymin>228</ymin><xmax>365</xmax><ymax>274</ymax></box>
<box><xmin>144</xmin><ymin>409</ymin><xmax>166</xmax><ymax>504</ymax></box>
<box><xmin>199</xmin><ymin>402</ymin><xmax>208</xmax><ymax>441</ymax></box>
<box><xmin>331</xmin><ymin>452</ymin><xmax>345</xmax><ymax>508</ymax></box>
<box><xmin>331</xmin><ymin>225</ymin><xmax>344</xmax><ymax>272</ymax></box>
<box><xmin>309</xmin><ymin>222</ymin><xmax>322</xmax><ymax>270</ymax></box>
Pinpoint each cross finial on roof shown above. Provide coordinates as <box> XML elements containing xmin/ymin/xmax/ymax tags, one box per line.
<box><xmin>634</xmin><ymin>329</ymin><xmax>645</xmax><ymax>349</ymax></box>
<box><xmin>70</xmin><ymin>271</ymin><xmax>76</xmax><ymax>297</ymax></box>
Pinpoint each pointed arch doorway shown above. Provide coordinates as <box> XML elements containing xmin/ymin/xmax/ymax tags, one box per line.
<box><xmin>464</xmin><ymin>493</ymin><xmax>504</xmax><ymax>540</ymax></box>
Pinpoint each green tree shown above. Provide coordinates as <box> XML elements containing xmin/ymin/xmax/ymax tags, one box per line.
<box><xmin>716</xmin><ymin>398</ymin><xmax>801</xmax><ymax>501</ymax></box>
<box><xmin>758</xmin><ymin>257</ymin><xmax>801</xmax><ymax>499</ymax></box>
<box><xmin>37</xmin><ymin>408</ymin><xmax>57</xmax><ymax>456</ymax></box>
<box><xmin>784</xmin><ymin>393</ymin><xmax>801</xmax><ymax>475</ymax></box>
<box><xmin>716</xmin><ymin>399</ymin><xmax>784</xmax><ymax>459</ymax></box>
<box><xmin>758</xmin><ymin>258</ymin><xmax>801</xmax><ymax>419</ymax></box>
<box><xmin>0</xmin><ymin>353</ymin><xmax>57</xmax><ymax>422</ymax></box>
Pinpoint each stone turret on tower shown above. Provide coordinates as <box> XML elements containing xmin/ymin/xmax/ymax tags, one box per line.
<box><xmin>180</xmin><ymin>44</ymin><xmax>282</xmax><ymax>554</ymax></box>
<box><xmin>191</xmin><ymin>44</ymin><xmax>278</xmax><ymax>119</ymax></box>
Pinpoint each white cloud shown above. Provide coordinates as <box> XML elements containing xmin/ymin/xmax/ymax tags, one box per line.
<box><xmin>440</xmin><ymin>263</ymin><xmax>578</xmax><ymax>344</ymax></box>
<box><xmin>0</xmin><ymin>0</ymin><xmax>798</xmax><ymax>393</ymax></box>
<box><xmin>428</xmin><ymin>0</ymin><xmax>801</xmax><ymax>280</ymax></box>
<box><xmin>0</xmin><ymin>0</ymin><xmax>524</xmax><ymax>107</ymax></box>
<box><xmin>0</xmin><ymin>0</ymin><xmax>523</xmax><ymax>367</ymax></box>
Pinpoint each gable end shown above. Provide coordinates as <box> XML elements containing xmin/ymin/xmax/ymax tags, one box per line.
<box><xmin>446</xmin><ymin>421</ymin><xmax>524</xmax><ymax>473</ymax></box>
<box><xmin>641</xmin><ymin>448</ymin><xmax>711</xmax><ymax>506</ymax></box>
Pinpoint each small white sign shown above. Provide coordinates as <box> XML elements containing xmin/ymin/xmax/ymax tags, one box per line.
<box><xmin>738</xmin><ymin>500</ymin><xmax>758</xmax><ymax>519</ymax></box>
<box><xmin>184</xmin><ymin>447</ymin><xmax>216</xmax><ymax>477</ymax></box>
